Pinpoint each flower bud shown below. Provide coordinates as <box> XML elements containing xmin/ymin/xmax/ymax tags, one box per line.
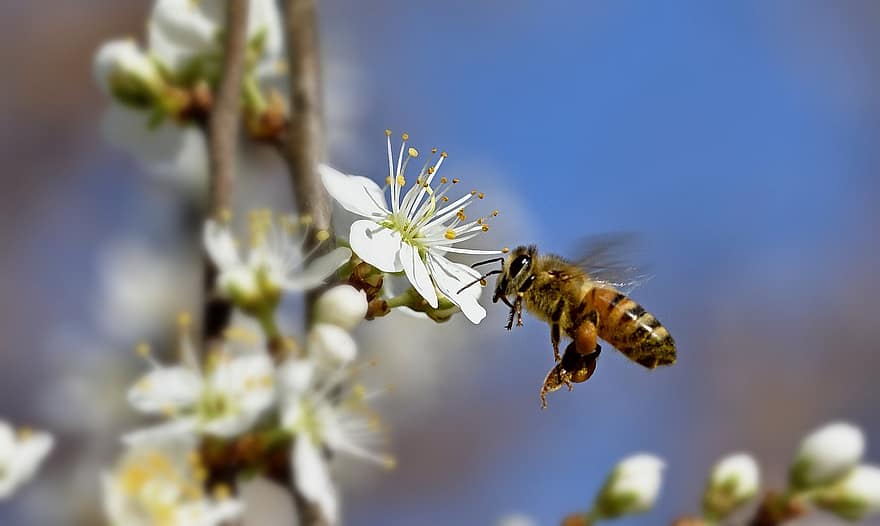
<box><xmin>593</xmin><ymin>453</ymin><xmax>665</xmax><ymax>519</ymax></box>
<box><xmin>314</xmin><ymin>285</ymin><xmax>367</xmax><ymax>330</ymax></box>
<box><xmin>813</xmin><ymin>465</ymin><xmax>880</xmax><ymax>521</ymax></box>
<box><xmin>93</xmin><ymin>39</ymin><xmax>163</xmax><ymax>107</ymax></box>
<box><xmin>790</xmin><ymin>422</ymin><xmax>864</xmax><ymax>489</ymax></box>
<box><xmin>702</xmin><ymin>453</ymin><xmax>760</xmax><ymax>520</ymax></box>
<box><xmin>308</xmin><ymin>323</ymin><xmax>357</xmax><ymax>364</ymax></box>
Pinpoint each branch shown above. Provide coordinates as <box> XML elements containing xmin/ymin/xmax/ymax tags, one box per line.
<box><xmin>201</xmin><ymin>0</ymin><xmax>250</xmax><ymax>350</ymax></box>
<box><xmin>282</xmin><ymin>1</ymin><xmax>333</xmax><ymax>525</ymax></box>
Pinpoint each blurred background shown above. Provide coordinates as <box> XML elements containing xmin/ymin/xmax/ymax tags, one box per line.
<box><xmin>1</xmin><ymin>0</ymin><xmax>879</xmax><ymax>524</ymax></box>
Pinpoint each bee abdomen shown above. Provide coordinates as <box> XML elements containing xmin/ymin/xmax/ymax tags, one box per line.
<box><xmin>588</xmin><ymin>288</ymin><xmax>676</xmax><ymax>369</ymax></box>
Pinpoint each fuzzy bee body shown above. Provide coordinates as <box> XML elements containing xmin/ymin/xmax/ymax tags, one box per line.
<box><xmin>490</xmin><ymin>244</ymin><xmax>676</xmax><ymax>407</ymax></box>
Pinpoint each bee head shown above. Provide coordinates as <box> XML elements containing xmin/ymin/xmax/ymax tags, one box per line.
<box><xmin>493</xmin><ymin>245</ymin><xmax>535</xmax><ymax>302</ymax></box>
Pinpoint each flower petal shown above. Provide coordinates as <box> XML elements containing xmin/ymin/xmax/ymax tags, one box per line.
<box><xmin>320</xmin><ymin>164</ymin><xmax>389</xmax><ymax>219</ymax></box>
<box><xmin>122</xmin><ymin>417</ymin><xmax>199</xmax><ymax>446</ymax></box>
<box><xmin>293</xmin><ymin>437</ymin><xmax>338</xmax><ymax>524</ymax></box>
<box><xmin>399</xmin><ymin>243</ymin><xmax>437</xmax><ymax>308</ymax></box>
<box><xmin>309</xmin><ymin>323</ymin><xmax>357</xmax><ymax>364</ymax></box>
<box><xmin>203</xmin><ymin>220</ymin><xmax>242</xmax><ymax>270</ymax></box>
<box><xmin>426</xmin><ymin>253</ymin><xmax>487</xmax><ymax>324</ymax></box>
<box><xmin>349</xmin><ymin>220</ymin><xmax>403</xmax><ymax>273</ymax></box>
<box><xmin>282</xmin><ymin>247</ymin><xmax>352</xmax><ymax>291</ymax></box>
<box><xmin>127</xmin><ymin>366</ymin><xmax>202</xmax><ymax>413</ymax></box>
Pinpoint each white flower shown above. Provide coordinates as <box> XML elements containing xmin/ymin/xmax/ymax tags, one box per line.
<box><xmin>308</xmin><ymin>323</ymin><xmax>357</xmax><ymax>365</ymax></box>
<box><xmin>279</xmin><ymin>358</ymin><xmax>393</xmax><ymax>523</ymax></box>
<box><xmin>202</xmin><ymin>213</ymin><xmax>352</xmax><ymax>307</ymax></box>
<box><xmin>0</xmin><ymin>422</ymin><xmax>53</xmax><ymax>499</ymax></box>
<box><xmin>320</xmin><ymin>131</ymin><xmax>501</xmax><ymax>324</ymax></box>
<box><xmin>314</xmin><ymin>285</ymin><xmax>368</xmax><ymax>330</ymax></box>
<box><xmin>814</xmin><ymin>465</ymin><xmax>880</xmax><ymax>521</ymax></box>
<box><xmin>124</xmin><ymin>333</ymin><xmax>275</xmax><ymax>442</ymax></box>
<box><xmin>103</xmin><ymin>438</ymin><xmax>243</xmax><ymax>526</ymax></box>
<box><xmin>594</xmin><ymin>453</ymin><xmax>665</xmax><ymax>519</ymax></box>
<box><xmin>791</xmin><ymin>421</ymin><xmax>865</xmax><ymax>489</ymax></box>
<box><xmin>93</xmin><ymin>39</ymin><xmax>163</xmax><ymax>103</ymax></box>
<box><xmin>148</xmin><ymin>0</ymin><xmax>283</xmax><ymax>74</ymax></box>
<box><xmin>703</xmin><ymin>453</ymin><xmax>760</xmax><ymax>519</ymax></box>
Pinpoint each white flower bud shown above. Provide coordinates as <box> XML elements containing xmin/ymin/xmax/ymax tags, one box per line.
<box><xmin>594</xmin><ymin>453</ymin><xmax>665</xmax><ymax>519</ymax></box>
<box><xmin>308</xmin><ymin>323</ymin><xmax>357</xmax><ymax>364</ymax></box>
<box><xmin>791</xmin><ymin>422</ymin><xmax>865</xmax><ymax>489</ymax></box>
<box><xmin>703</xmin><ymin>453</ymin><xmax>760</xmax><ymax>519</ymax></box>
<box><xmin>314</xmin><ymin>285</ymin><xmax>367</xmax><ymax>330</ymax></box>
<box><xmin>814</xmin><ymin>465</ymin><xmax>880</xmax><ymax>521</ymax></box>
<box><xmin>93</xmin><ymin>39</ymin><xmax>162</xmax><ymax>104</ymax></box>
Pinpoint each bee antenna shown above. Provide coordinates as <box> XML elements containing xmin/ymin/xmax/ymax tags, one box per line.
<box><xmin>471</xmin><ymin>257</ymin><xmax>505</xmax><ymax>269</ymax></box>
<box><xmin>457</xmin><ymin>270</ymin><xmax>502</xmax><ymax>294</ymax></box>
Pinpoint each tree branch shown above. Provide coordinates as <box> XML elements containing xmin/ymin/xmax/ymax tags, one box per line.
<box><xmin>282</xmin><ymin>1</ymin><xmax>334</xmax><ymax>524</ymax></box>
<box><xmin>201</xmin><ymin>0</ymin><xmax>250</xmax><ymax>350</ymax></box>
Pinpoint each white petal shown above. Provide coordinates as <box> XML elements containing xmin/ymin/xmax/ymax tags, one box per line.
<box><xmin>248</xmin><ymin>0</ymin><xmax>284</xmax><ymax>59</ymax></box>
<box><xmin>293</xmin><ymin>438</ymin><xmax>339</xmax><ymax>525</ymax></box>
<box><xmin>203</xmin><ymin>221</ymin><xmax>242</xmax><ymax>270</ymax></box>
<box><xmin>122</xmin><ymin>417</ymin><xmax>199</xmax><ymax>446</ymax></box>
<box><xmin>426</xmin><ymin>254</ymin><xmax>486</xmax><ymax>324</ymax></box>
<box><xmin>278</xmin><ymin>358</ymin><xmax>316</xmax><ymax>400</ymax></box>
<box><xmin>308</xmin><ymin>324</ymin><xmax>357</xmax><ymax>364</ymax></box>
<box><xmin>398</xmin><ymin>242</ymin><xmax>437</xmax><ymax>308</ymax></box>
<box><xmin>282</xmin><ymin>247</ymin><xmax>352</xmax><ymax>291</ymax></box>
<box><xmin>148</xmin><ymin>0</ymin><xmax>220</xmax><ymax>71</ymax></box>
<box><xmin>127</xmin><ymin>367</ymin><xmax>202</xmax><ymax>413</ymax></box>
<box><xmin>209</xmin><ymin>354</ymin><xmax>275</xmax><ymax>413</ymax></box>
<box><xmin>314</xmin><ymin>285</ymin><xmax>368</xmax><ymax>330</ymax></box>
<box><xmin>320</xmin><ymin>164</ymin><xmax>389</xmax><ymax>219</ymax></box>
<box><xmin>93</xmin><ymin>39</ymin><xmax>159</xmax><ymax>96</ymax></box>
<box><xmin>0</xmin><ymin>431</ymin><xmax>53</xmax><ymax>499</ymax></box>
<box><xmin>349</xmin><ymin>220</ymin><xmax>403</xmax><ymax>273</ymax></box>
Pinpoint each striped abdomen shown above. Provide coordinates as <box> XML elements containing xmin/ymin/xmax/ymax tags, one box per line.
<box><xmin>586</xmin><ymin>287</ymin><xmax>676</xmax><ymax>368</ymax></box>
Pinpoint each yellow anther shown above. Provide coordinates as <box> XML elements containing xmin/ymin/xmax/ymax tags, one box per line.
<box><xmin>456</xmin><ymin>210</ymin><xmax>466</xmax><ymax>221</ymax></box>
<box><xmin>352</xmin><ymin>384</ymin><xmax>367</xmax><ymax>400</ymax></box>
<box><xmin>396</xmin><ymin>175</ymin><xmax>406</xmax><ymax>186</ymax></box>
<box><xmin>477</xmin><ymin>218</ymin><xmax>483</xmax><ymax>225</ymax></box>
<box><xmin>481</xmin><ymin>225</ymin><xmax>489</xmax><ymax>232</ymax></box>
<box><xmin>382</xmin><ymin>455</ymin><xmax>398</xmax><ymax>470</ymax></box>
<box><xmin>385</xmin><ymin>176</ymin><xmax>392</xmax><ymax>185</ymax></box>
<box><xmin>408</xmin><ymin>147</ymin><xmax>419</xmax><ymax>157</ymax></box>
<box><xmin>401</xmin><ymin>132</ymin><xmax>409</xmax><ymax>141</ymax></box>
<box><xmin>440</xmin><ymin>177</ymin><xmax>448</xmax><ymax>184</ymax></box>
<box><xmin>213</xmin><ymin>484</ymin><xmax>232</xmax><ymax>500</ymax></box>
<box><xmin>478</xmin><ymin>192</ymin><xmax>485</xmax><ymax>199</ymax></box>
<box><xmin>479</xmin><ymin>279</ymin><xmax>487</xmax><ymax>287</ymax></box>
<box><xmin>441</xmin><ymin>196</ymin><xmax>449</xmax><ymax>202</ymax></box>
<box><xmin>470</xmin><ymin>190</ymin><xmax>477</xmax><ymax>195</ymax></box>
<box><xmin>315</xmin><ymin>230</ymin><xmax>330</xmax><ymax>242</ymax></box>
<box><xmin>492</xmin><ymin>210</ymin><xmax>499</xmax><ymax>217</ymax></box>
<box><xmin>16</xmin><ymin>427</ymin><xmax>33</xmax><ymax>440</ymax></box>
<box><xmin>194</xmin><ymin>466</ymin><xmax>208</xmax><ymax>482</ymax></box>
<box><xmin>440</xmin><ymin>151</ymin><xmax>448</xmax><ymax>158</ymax></box>
<box><xmin>136</xmin><ymin>343</ymin><xmax>151</xmax><ymax>358</ymax></box>
<box><xmin>187</xmin><ymin>451</ymin><xmax>202</xmax><ymax>466</ymax></box>
<box><xmin>445</xmin><ymin>230</ymin><xmax>457</xmax><ymax>240</ymax></box>
<box><xmin>431</xmin><ymin>147</ymin><xmax>438</xmax><ymax>154</ymax></box>
<box><xmin>502</xmin><ymin>247</ymin><xmax>510</xmax><ymax>253</ymax></box>
<box><xmin>161</xmin><ymin>405</ymin><xmax>176</xmax><ymax>417</ymax></box>
<box><xmin>427</xmin><ymin>166</ymin><xmax>435</xmax><ymax>175</ymax></box>
<box><xmin>384</xmin><ymin>129</ymin><xmax>392</xmax><ymax>136</ymax></box>
<box><xmin>299</xmin><ymin>214</ymin><xmax>313</xmax><ymax>225</ymax></box>
<box><xmin>177</xmin><ymin>312</ymin><xmax>192</xmax><ymax>328</ymax></box>
<box><xmin>452</xmin><ymin>178</ymin><xmax>460</xmax><ymax>184</ymax></box>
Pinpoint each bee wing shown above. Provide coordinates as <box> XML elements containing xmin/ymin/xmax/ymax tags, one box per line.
<box><xmin>573</xmin><ymin>233</ymin><xmax>652</xmax><ymax>294</ymax></box>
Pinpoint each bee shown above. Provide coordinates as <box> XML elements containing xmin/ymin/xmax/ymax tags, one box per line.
<box><xmin>463</xmin><ymin>236</ymin><xmax>676</xmax><ymax>408</ymax></box>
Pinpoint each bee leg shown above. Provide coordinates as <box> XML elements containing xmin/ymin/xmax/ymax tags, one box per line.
<box><xmin>573</xmin><ymin>317</ymin><xmax>598</xmax><ymax>356</ymax></box>
<box><xmin>550</xmin><ymin>324</ymin><xmax>561</xmax><ymax>362</ymax></box>
<box><xmin>539</xmin><ymin>363</ymin><xmax>571</xmax><ymax>409</ymax></box>
<box><xmin>514</xmin><ymin>296</ymin><xmax>524</xmax><ymax>327</ymax></box>
<box><xmin>505</xmin><ymin>306</ymin><xmax>516</xmax><ymax>331</ymax></box>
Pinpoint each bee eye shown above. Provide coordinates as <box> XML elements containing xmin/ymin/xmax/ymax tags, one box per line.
<box><xmin>509</xmin><ymin>255</ymin><xmax>530</xmax><ymax>277</ymax></box>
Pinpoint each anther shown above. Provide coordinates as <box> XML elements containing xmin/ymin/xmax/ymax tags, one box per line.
<box><xmin>427</xmin><ymin>167</ymin><xmax>435</xmax><ymax>175</ymax></box>
<box><xmin>218</xmin><ymin>209</ymin><xmax>232</xmax><ymax>223</ymax></box>
<box><xmin>299</xmin><ymin>214</ymin><xmax>313</xmax><ymax>225</ymax></box>
<box><xmin>431</xmin><ymin>147</ymin><xmax>438</xmax><ymax>154</ymax></box>
<box><xmin>479</xmin><ymin>279</ymin><xmax>487</xmax><ymax>286</ymax></box>
<box><xmin>481</xmin><ymin>225</ymin><xmax>489</xmax><ymax>232</ymax></box>
<box><xmin>456</xmin><ymin>210</ymin><xmax>466</xmax><ymax>221</ymax></box>
<box><xmin>478</xmin><ymin>192</ymin><xmax>485</xmax><ymax>199</ymax></box>
<box><xmin>136</xmin><ymin>343</ymin><xmax>151</xmax><ymax>358</ymax></box>
<box><xmin>440</xmin><ymin>177</ymin><xmax>448</xmax><ymax>184</ymax></box>
<box><xmin>441</xmin><ymin>196</ymin><xmax>449</xmax><ymax>202</ymax></box>
<box><xmin>440</xmin><ymin>151</ymin><xmax>448</xmax><ymax>158</ymax></box>
<box><xmin>502</xmin><ymin>247</ymin><xmax>510</xmax><ymax>253</ymax></box>
<box><xmin>445</xmin><ymin>230</ymin><xmax>457</xmax><ymax>240</ymax></box>
<box><xmin>213</xmin><ymin>484</ymin><xmax>232</xmax><ymax>500</ymax></box>
<box><xmin>408</xmin><ymin>147</ymin><xmax>419</xmax><ymax>158</ymax></box>
<box><xmin>396</xmin><ymin>175</ymin><xmax>406</xmax><ymax>186</ymax></box>
<box><xmin>452</xmin><ymin>178</ymin><xmax>460</xmax><ymax>184</ymax></box>
<box><xmin>384</xmin><ymin>129</ymin><xmax>392</xmax><ymax>137</ymax></box>
<box><xmin>315</xmin><ymin>230</ymin><xmax>331</xmax><ymax>242</ymax></box>
<box><xmin>177</xmin><ymin>312</ymin><xmax>192</xmax><ymax>328</ymax></box>
<box><xmin>492</xmin><ymin>210</ymin><xmax>499</xmax><ymax>217</ymax></box>
<box><xmin>401</xmin><ymin>132</ymin><xmax>409</xmax><ymax>141</ymax></box>
<box><xmin>470</xmin><ymin>190</ymin><xmax>477</xmax><ymax>195</ymax></box>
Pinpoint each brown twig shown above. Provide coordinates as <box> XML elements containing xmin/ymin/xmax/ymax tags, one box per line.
<box><xmin>282</xmin><ymin>0</ymin><xmax>334</xmax><ymax>524</ymax></box>
<box><xmin>201</xmin><ymin>0</ymin><xmax>250</xmax><ymax>352</ymax></box>
<box><xmin>746</xmin><ymin>492</ymin><xmax>806</xmax><ymax>526</ymax></box>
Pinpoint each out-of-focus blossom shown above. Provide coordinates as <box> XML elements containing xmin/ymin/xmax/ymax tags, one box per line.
<box><xmin>0</xmin><ymin>421</ymin><xmax>53</xmax><ymax>499</ymax></box>
<box><xmin>702</xmin><ymin>452</ymin><xmax>760</xmax><ymax>519</ymax></box>
<box><xmin>314</xmin><ymin>285</ymin><xmax>367</xmax><ymax>330</ymax></box>
<box><xmin>102</xmin><ymin>438</ymin><xmax>243</xmax><ymax>526</ymax></box>
<box><xmin>593</xmin><ymin>453</ymin><xmax>665</xmax><ymax>519</ymax></box>
<box><xmin>124</xmin><ymin>332</ymin><xmax>275</xmax><ymax>442</ymax></box>
<box><xmin>320</xmin><ymin>132</ymin><xmax>501</xmax><ymax>323</ymax></box>
<box><xmin>203</xmin><ymin>212</ymin><xmax>351</xmax><ymax>310</ymax></box>
<box><xmin>791</xmin><ymin>421</ymin><xmax>865</xmax><ymax>489</ymax></box>
<box><xmin>308</xmin><ymin>323</ymin><xmax>357</xmax><ymax>365</ymax></box>
<box><xmin>279</xmin><ymin>358</ymin><xmax>393</xmax><ymax>524</ymax></box>
<box><xmin>93</xmin><ymin>39</ymin><xmax>163</xmax><ymax>106</ymax></box>
<box><xmin>814</xmin><ymin>464</ymin><xmax>880</xmax><ymax>521</ymax></box>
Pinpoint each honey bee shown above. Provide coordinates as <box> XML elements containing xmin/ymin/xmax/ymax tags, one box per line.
<box><xmin>463</xmin><ymin>236</ymin><xmax>676</xmax><ymax>408</ymax></box>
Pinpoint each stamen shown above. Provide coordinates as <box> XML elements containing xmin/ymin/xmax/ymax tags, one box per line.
<box><xmin>384</xmin><ymin>129</ymin><xmax>392</xmax><ymax>136</ymax></box>
<box><xmin>136</xmin><ymin>342</ymin><xmax>152</xmax><ymax>359</ymax></box>
<box><xmin>213</xmin><ymin>484</ymin><xmax>232</xmax><ymax>500</ymax></box>
<box><xmin>396</xmin><ymin>175</ymin><xmax>406</xmax><ymax>186</ymax></box>
<box><xmin>440</xmin><ymin>177</ymin><xmax>447</xmax><ymax>184</ymax></box>
<box><xmin>408</xmin><ymin>147</ymin><xmax>419</xmax><ymax>158</ymax></box>
<box><xmin>401</xmin><ymin>132</ymin><xmax>409</xmax><ymax>141</ymax></box>
<box><xmin>502</xmin><ymin>247</ymin><xmax>510</xmax><ymax>253</ymax></box>
<box><xmin>478</xmin><ymin>192</ymin><xmax>485</xmax><ymax>199</ymax></box>
<box><xmin>456</xmin><ymin>210</ymin><xmax>466</xmax><ymax>221</ymax></box>
<box><xmin>442</xmin><ymin>196</ymin><xmax>449</xmax><ymax>202</ymax></box>
<box><xmin>440</xmin><ymin>151</ymin><xmax>448</xmax><ymax>158</ymax></box>
<box><xmin>481</xmin><ymin>225</ymin><xmax>489</xmax><ymax>232</ymax></box>
<box><xmin>452</xmin><ymin>178</ymin><xmax>460</xmax><ymax>184</ymax></box>
<box><xmin>492</xmin><ymin>210</ymin><xmax>499</xmax><ymax>217</ymax></box>
<box><xmin>177</xmin><ymin>311</ymin><xmax>192</xmax><ymax>329</ymax></box>
<box><xmin>445</xmin><ymin>230</ymin><xmax>457</xmax><ymax>240</ymax></box>
<box><xmin>218</xmin><ymin>208</ymin><xmax>232</xmax><ymax>223</ymax></box>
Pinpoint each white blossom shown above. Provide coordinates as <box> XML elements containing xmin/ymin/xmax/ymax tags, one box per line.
<box><xmin>124</xmin><ymin>332</ymin><xmax>275</xmax><ymax>442</ymax></box>
<box><xmin>308</xmin><ymin>323</ymin><xmax>357</xmax><ymax>365</ymax></box>
<box><xmin>814</xmin><ymin>465</ymin><xmax>880</xmax><ymax>521</ymax></box>
<box><xmin>102</xmin><ymin>438</ymin><xmax>243</xmax><ymax>526</ymax></box>
<box><xmin>93</xmin><ymin>39</ymin><xmax>162</xmax><ymax>101</ymax></box>
<box><xmin>594</xmin><ymin>453</ymin><xmax>665</xmax><ymax>519</ymax></box>
<box><xmin>791</xmin><ymin>421</ymin><xmax>865</xmax><ymax>488</ymax></box>
<box><xmin>0</xmin><ymin>421</ymin><xmax>53</xmax><ymax>499</ymax></box>
<box><xmin>703</xmin><ymin>453</ymin><xmax>760</xmax><ymax>518</ymax></box>
<box><xmin>203</xmin><ymin>213</ymin><xmax>351</xmax><ymax>307</ymax></box>
<box><xmin>320</xmin><ymin>132</ymin><xmax>501</xmax><ymax>323</ymax></box>
<box><xmin>279</xmin><ymin>358</ymin><xmax>393</xmax><ymax>523</ymax></box>
<box><xmin>314</xmin><ymin>285</ymin><xmax>368</xmax><ymax>330</ymax></box>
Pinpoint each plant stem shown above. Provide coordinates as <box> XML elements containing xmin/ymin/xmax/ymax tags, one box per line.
<box><xmin>282</xmin><ymin>0</ymin><xmax>333</xmax><ymax>524</ymax></box>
